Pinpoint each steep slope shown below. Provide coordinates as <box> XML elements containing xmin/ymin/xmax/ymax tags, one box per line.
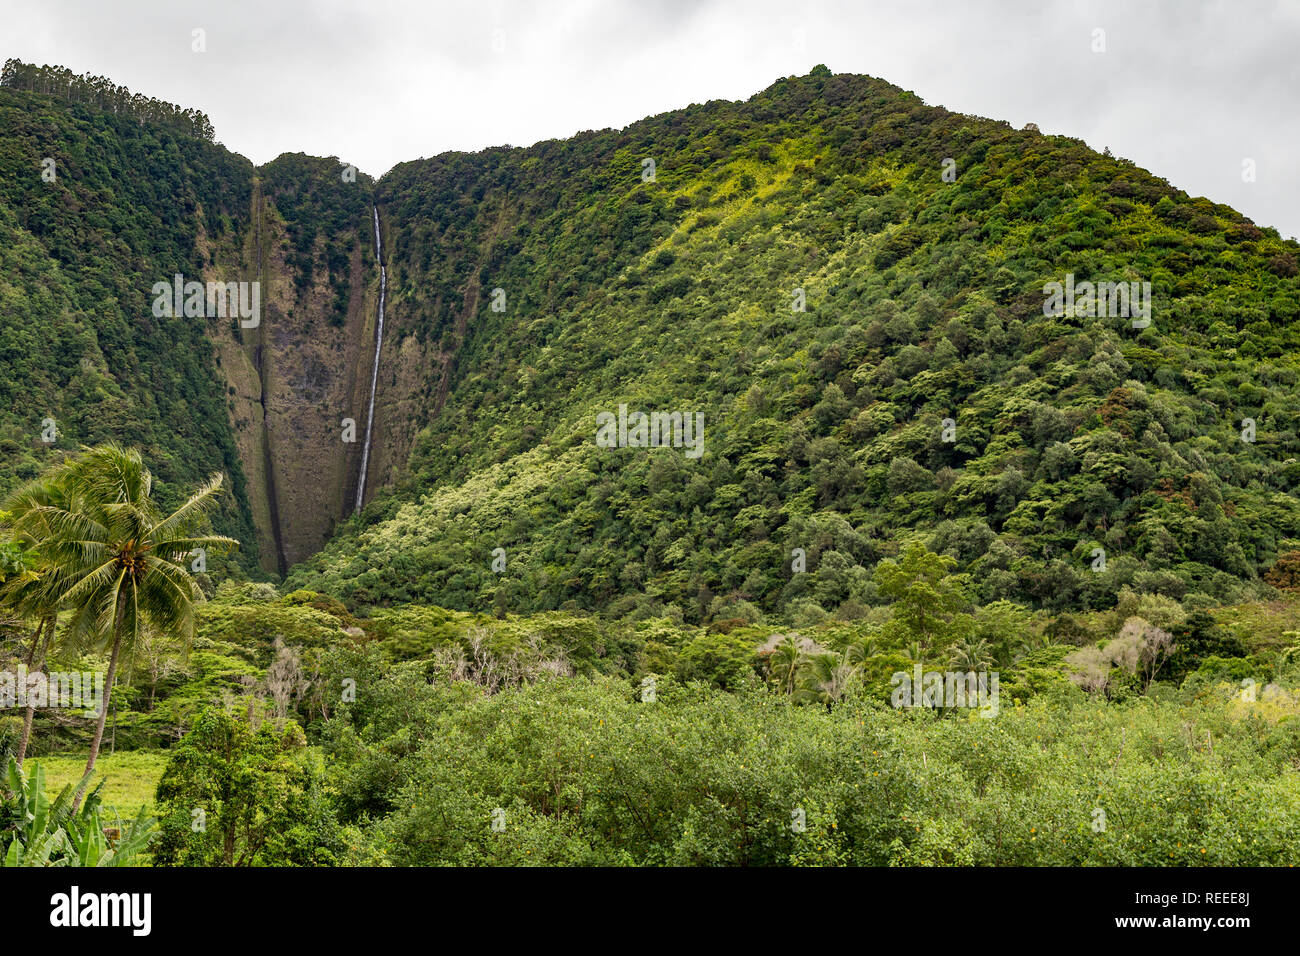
<box><xmin>0</xmin><ymin>65</ymin><xmax>415</xmax><ymax>574</ymax></box>
<box><xmin>289</xmin><ymin>67</ymin><xmax>1300</xmax><ymax>621</ymax></box>
<box><xmin>0</xmin><ymin>76</ymin><xmax>259</xmax><ymax>567</ymax></box>
<box><xmin>4</xmin><ymin>62</ymin><xmax>1299</xmax><ymax>620</ymax></box>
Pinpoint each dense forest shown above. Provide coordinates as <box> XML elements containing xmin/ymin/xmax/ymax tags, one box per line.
<box><xmin>295</xmin><ymin>66</ymin><xmax>1300</xmax><ymax>627</ymax></box>
<box><xmin>2</xmin><ymin>63</ymin><xmax>1299</xmax><ymax>868</ymax></box>
<box><xmin>1</xmin><ymin>59</ymin><xmax>215</xmax><ymax>141</ymax></box>
<box><xmin>0</xmin><ymin>62</ymin><xmax>257</xmax><ymax>570</ymax></box>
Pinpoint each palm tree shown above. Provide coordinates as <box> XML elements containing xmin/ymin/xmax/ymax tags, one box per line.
<box><xmin>795</xmin><ymin>645</ymin><xmax>865</xmax><ymax>706</ymax></box>
<box><xmin>1019</xmin><ymin>629</ymin><xmax>1053</xmax><ymax>656</ymax></box>
<box><xmin>949</xmin><ymin>636</ymin><xmax>995</xmax><ymax>673</ymax></box>
<box><xmin>1</xmin><ymin>475</ymin><xmax>81</xmax><ymax>768</ymax></box>
<box><xmin>767</xmin><ymin>636</ymin><xmax>803</xmax><ymax>695</ymax></box>
<box><xmin>9</xmin><ymin>445</ymin><xmax>237</xmax><ymax>806</ymax></box>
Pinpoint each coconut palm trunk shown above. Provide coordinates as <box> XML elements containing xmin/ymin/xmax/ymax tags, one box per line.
<box><xmin>73</xmin><ymin>592</ymin><xmax>127</xmax><ymax>809</ymax></box>
<box><xmin>15</xmin><ymin>615</ymin><xmax>53</xmax><ymax>768</ymax></box>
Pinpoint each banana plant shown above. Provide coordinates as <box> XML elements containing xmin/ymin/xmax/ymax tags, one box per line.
<box><xmin>1</xmin><ymin>757</ymin><xmax>156</xmax><ymax>866</ymax></box>
<box><xmin>3</xmin><ymin>758</ymin><xmax>68</xmax><ymax>865</ymax></box>
<box><xmin>64</xmin><ymin>803</ymin><xmax>156</xmax><ymax>866</ymax></box>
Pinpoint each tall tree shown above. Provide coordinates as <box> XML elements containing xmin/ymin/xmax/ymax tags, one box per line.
<box><xmin>2</xmin><ymin>477</ymin><xmax>83</xmax><ymax>767</ymax></box>
<box><xmin>874</xmin><ymin>542</ymin><xmax>972</xmax><ymax>656</ymax></box>
<box><xmin>9</xmin><ymin>445</ymin><xmax>237</xmax><ymax>805</ymax></box>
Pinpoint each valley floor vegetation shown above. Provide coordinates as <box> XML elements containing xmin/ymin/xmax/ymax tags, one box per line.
<box><xmin>2</xmin><ymin>446</ymin><xmax>1299</xmax><ymax>866</ymax></box>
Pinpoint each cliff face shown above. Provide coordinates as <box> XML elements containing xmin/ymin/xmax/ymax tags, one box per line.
<box><xmin>205</xmin><ymin>163</ymin><xmax>438</xmax><ymax>574</ymax></box>
<box><xmin>0</xmin><ymin>76</ymin><xmax>446</xmax><ymax>576</ymax></box>
<box><xmin>206</xmin><ymin>184</ymin><xmax>350</xmax><ymax>573</ymax></box>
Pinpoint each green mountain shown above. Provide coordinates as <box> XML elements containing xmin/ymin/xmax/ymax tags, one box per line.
<box><xmin>0</xmin><ymin>61</ymin><xmax>383</xmax><ymax>575</ymax></box>
<box><xmin>289</xmin><ymin>67</ymin><xmax>1300</xmax><ymax>623</ymax></box>
<box><xmin>6</xmin><ymin>59</ymin><xmax>1300</xmax><ymax>871</ymax></box>
<box><xmin>4</xmin><ymin>59</ymin><xmax>1300</xmax><ymax>624</ymax></box>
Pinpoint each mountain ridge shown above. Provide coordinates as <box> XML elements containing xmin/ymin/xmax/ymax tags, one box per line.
<box><xmin>3</xmin><ymin>60</ymin><xmax>1299</xmax><ymax>626</ymax></box>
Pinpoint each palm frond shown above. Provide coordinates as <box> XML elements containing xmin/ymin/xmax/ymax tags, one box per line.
<box><xmin>154</xmin><ymin>534</ymin><xmax>240</xmax><ymax>563</ymax></box>
<box><xmin>65</xmin><ymin>443</ymin><xmax>151</xmax><ymax>509</ymax></box>
<box><xmin>149</xmin><ymin>473</ymin><xmax>226</xmax><ymax>541</ymax></box>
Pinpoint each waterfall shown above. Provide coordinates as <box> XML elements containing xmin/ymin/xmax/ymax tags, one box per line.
<box><xmin>355</xmin><ymin>205</ymin><xmax>386</xmax><ymax>513</ymax></box>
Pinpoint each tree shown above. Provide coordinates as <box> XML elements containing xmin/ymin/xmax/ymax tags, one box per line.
<box><xmin>1264</xmin><ymin>550</ymin><xmax>1300</xmax><ymax>592</ymax></box>
<box><xmin>972</xmin><ymin>599</ymin><xmax>1035</xmax><ymax>666</ymax></box>
<box><xmin>887</xmin><ymin>457</ymin><xmax>934</xmax><ymax>496</ymax></box>
<box><xmin>795</xmin><ymin>645</ymin><xmax>865</xmax><ymax>706</ymax></box>
<box><xmin>1</xmin><ymin>478</ymin><xmax>84</xmax><ymax>768</ymax></box>
<box><xmin>1163</xmin><ymin>610</ymin><xmax>1246</xmax><ymax>683</ymax></box>
<box><xmin>1116</xmin><ymin>617</ymin><xmax>1176</xmax><ymax>692</ymax></box>
<box><xmin>153</xmin><ymin>707</ymin><xmax>335</xmax><ymax>866</ymax></box>
<box><xmin>874</xmin><ymin>542</ymin><xmax>971</xmax><ymax>656</ymax></box>
<box><xmin>1064</xmin><ymin>645</ymin><xmax>1113</xmax><ymax>696</ymax></box>
<box><xmin>0</xmin><ymin>514</ymin><xmax>25</xmax><ymax>587</ymax></box>
<box><xmin>764</xmin><ymin>634</ymin><xmax>803</xmax><ymax>695</ymax></box>
<box><xmin>1067</xmin><ymin>616</ymin><xmax>1176</xmax><ymax>696</ymax></box>
<box><xmin>949</xmin><ymin>636</ymin><xmax>995</xmax><ymax>672</ymax></box>
<box><xmin>675</xmin><ymin>632</ymin><xmax>756</xmax><ymax>691</ymax></box>
<box><xmin>7</xmin><ymin>445</ymin><xmax>237</xmax><ymax>805</ymax></box>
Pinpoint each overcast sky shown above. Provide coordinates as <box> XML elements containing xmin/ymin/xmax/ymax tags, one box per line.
<box><xmin>4</xmin><ymin>0</ymin><xmax>1297</xmax><ymax>238</ymax></box>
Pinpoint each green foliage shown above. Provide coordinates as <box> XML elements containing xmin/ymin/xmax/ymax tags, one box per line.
<box><xmin>1163</xmin><ymin>610</ymin><xmax>1247</xmax><ymax>682</ymax></box>
<box><xmin>152</xmin><ymin>707</ymin><xmax>339</xmax><ymax>866</ymax></box>
<box><xmin>1</xmin><ymin>446</ymin><xmax>238</xmax><ymax>778</ymax></box>
<box><xmin>332</xmin><ymin>670</ymin><xmax>1300</xmax><ymax>866</ymax></box>
<box><xmin>0</xmin><ymin>757</ymin><xmax>155</xmax><ymax>866</ymax></box>
<box><xmin>14</xmin><ymin>555</ymin><xmax>1300</xmax><ymax>867</ymax></box>
<box><xmin>283</xmin><ymin>69</ymin><xmax>1300</xmax><ymax>625</ymax></box>
<box><xmin>2</xmin><ymin>59</ymin><xmax>214</xmax><ymax>140</ymax></box>
<box><xmin>674</xmin><ymin>631</ymin><xmax>758</xmax><ymax>690</ymax></box>
<box><xmin>873</xmin><ymin>541</ymin><xmax>972</xmax><ymax>654</ymax></box>
<box><xmin>259</xmin><ymin>152</ymin><xmax>374</xmax><ymax>307</ymax></box>
<box><xmin>0</xmin><ymin>80</ymin><xmax>257</xmax><ymax>568</ymax></box>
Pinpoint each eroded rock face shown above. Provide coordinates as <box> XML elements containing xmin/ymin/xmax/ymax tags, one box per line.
<box><xmin>205</xmin><ymin>176</ymin><xmax>435</xmax><ymax>574</ymax></box>
<box><xmin>131</xmin><ymin>150</ymin><xmax>487</xmax><ymax>578</ymax></box>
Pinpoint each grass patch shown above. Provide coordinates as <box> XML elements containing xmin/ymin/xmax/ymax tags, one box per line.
<box><xmin>33</xmin><ymin>750</ymin><xmax>168</xmax><ymax>819</ymax></box>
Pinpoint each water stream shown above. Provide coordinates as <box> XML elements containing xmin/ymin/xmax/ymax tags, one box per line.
<box><xmin>355</xmin><ymin>204</ymin><xmax>386</xmax><ymax>513</ymax></box>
